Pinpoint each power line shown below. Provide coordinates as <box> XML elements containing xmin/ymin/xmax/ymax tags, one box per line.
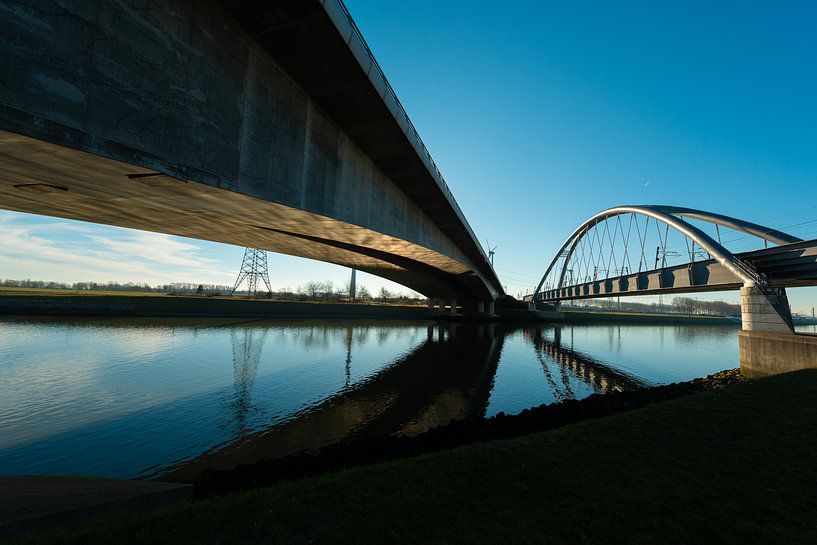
<box><xmin>719</xmin><ymin>217</ymin><xmax>817</xmax><ymax>247</ymax></box>
<box><xmin>231</xmin><ymin>248</ymin><xmax>272</xmax><ymax>297</ymax></box>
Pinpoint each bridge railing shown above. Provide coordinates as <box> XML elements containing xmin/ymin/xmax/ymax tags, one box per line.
<box><xmin>731</xmin><ymin>255</ymin><xmax>765</xmax><ymax>285</ymax></box>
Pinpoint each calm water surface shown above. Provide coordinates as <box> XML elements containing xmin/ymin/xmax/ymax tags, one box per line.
<box><xmin>0</xmin><ymin>317</ymin><xmax>744</xmax><ymax>479</ymax></box>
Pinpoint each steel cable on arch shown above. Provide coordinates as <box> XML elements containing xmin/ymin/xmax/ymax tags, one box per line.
<box><xmin>533</xmin><ymin>205</ymin><xmax>802</xmax><ymax>298</ymax></box>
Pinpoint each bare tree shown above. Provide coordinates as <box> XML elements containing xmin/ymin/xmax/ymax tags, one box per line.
<box><xmin>357</xmin><ymin>285</ymin><xmax>371</xmax><ymax>301</ymax></box>
<box><xmin>304</xmin><ymin>281</ymin><xmax>322</xmax><ymax>299</ymax></box>
<box><xmin>377</xmin><ymin>287</ymin><xmax>394</xmax><ymax>301</ymax></box>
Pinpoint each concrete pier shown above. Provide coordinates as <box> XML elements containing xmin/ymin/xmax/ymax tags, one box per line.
<box><xmin>739</xmin><ymin>331</ymin><xmax>817</xmax><ymax>378</ymax></box>
<box><xmin>738</xmin><ymin>285</ymin><xmax>817</xmax><ymax>376</ymax></box>
<box><xmin>740</xmin><ymin>286</ymin><xmax>793</xmax><ymax>334</ymax></box>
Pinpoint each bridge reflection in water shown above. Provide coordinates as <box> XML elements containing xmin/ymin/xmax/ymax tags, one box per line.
<box><xmin>228</xmin><ymin>327</ymin><xmax>269</xmax><ymax>434</ymax></box>
<box><xmin>170</xmin><ymin>322</ymin><xmax>647</xmax><ymax>481</ymax></box>
<box><xmin>169</xmin><ymin>323</ymin><xmax>503</xmax><ymax>480</ymax></box>
<box><xmin>0</xmin><ymin>318</ymin><xmax>740</xmax><ymax>479</ymax></box>
<box><xmin>527</xmin><ymin>328</ymin><xmax>647</xmax><ymax>402</ymax></box>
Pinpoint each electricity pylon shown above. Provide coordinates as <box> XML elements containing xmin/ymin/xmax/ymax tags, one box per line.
<box><xmin>231</xmin><ymin>248</ymin><xmax>272</xmax><ymax>297</ymax></box>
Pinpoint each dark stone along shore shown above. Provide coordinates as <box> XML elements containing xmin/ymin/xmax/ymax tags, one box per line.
<box><xmin>191</xmin><ymin>369</ymin><xmax>743</xmax><ymax>496</ymax></box>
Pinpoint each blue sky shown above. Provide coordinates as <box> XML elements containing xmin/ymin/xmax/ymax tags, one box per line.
<box><xmin>2</xmin><ymin>1</ymin><xmax>816</xmax><ymax>310</ymax></box>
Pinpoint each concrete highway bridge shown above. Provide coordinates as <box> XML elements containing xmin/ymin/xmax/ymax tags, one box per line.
<box><xmin>0</xmin><ymin>0</ymin><xmax>502</xmax><ymax>311</ymax></box>
<box><xmin>525</xmin><ymin>205</ymin><xmax>817</xmax><ymax>376</ymax></box>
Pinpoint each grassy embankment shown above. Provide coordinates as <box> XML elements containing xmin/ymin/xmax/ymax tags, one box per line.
<box><xmin>0</xmin><ymin>286</ymin><xmax>422</xmax><ymax>305</ymax></box>
<box><xmin>9</xmin><ymin>370</ymin><xmax>817</xmax><ymax>545</ymax></box>
<box><xmin>563</xmin><ymin>308</ymin><xmax>737</xmax><ymax>324</ymax></box>
<box><xmin>0</xmin><ymin>287</ymin><xmax>171</xmax><ymax>297</ymax></box>
<box><xmin>0</xmin><ymin>287</ymin><xmax>427</xmax><ymax>319</ymax></box>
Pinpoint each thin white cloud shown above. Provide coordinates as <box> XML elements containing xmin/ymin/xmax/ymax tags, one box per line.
<box><xmin>0</xmin><ymin>211</ymin><xmax>235</xmax><ymax>285</ymax></box>
<box><xmin>89</xmin><ymin>232</ymin><xmax>218</xmax><ymax>268</ymax></box>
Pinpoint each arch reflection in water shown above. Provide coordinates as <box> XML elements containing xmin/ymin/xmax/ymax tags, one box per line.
<box><xmin>525</xmin><ymin>327</ymin><xmax>647</xmax><ymax>399</ymax></box>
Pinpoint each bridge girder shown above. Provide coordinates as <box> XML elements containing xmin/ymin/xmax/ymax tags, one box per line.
<box><xmin>0</xmin><ymin>0</ymin><xmax>504</xmax><ymax>303</ymax></box>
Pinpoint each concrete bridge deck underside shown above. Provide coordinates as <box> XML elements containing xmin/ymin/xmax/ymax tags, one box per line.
<box><xmin>0</xmin><ymin>131</ymin><xmax>483</xmax><ymax>300</ymax></box>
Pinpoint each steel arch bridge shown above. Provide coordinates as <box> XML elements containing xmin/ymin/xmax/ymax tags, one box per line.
<box><xmin>527</xmin><ymin>205</ymin><xmax>817</xmax><ymax>311</ymax></box>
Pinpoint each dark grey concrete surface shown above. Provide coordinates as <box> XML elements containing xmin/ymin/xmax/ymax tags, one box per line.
<box><xmin>0</xmin><ymin>0</ymin><xmax>502</xmax><ymax>305</ymax></box>
<box><xmin>0</xmin><ymin>476</ymin><xmax>191</xmax><ymax>536</ymax></box>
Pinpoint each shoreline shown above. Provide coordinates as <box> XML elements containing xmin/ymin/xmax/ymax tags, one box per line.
<box><xmin>188</xmin><ymin>368</ymin><xmax>743</xmax><ymax>496</ymax></box>
<box><xmin>0</xmin><ymin>293</ymin><xmax>743</xmax><ymax>325</ymax></box>
<box><xmin>10</xmin><ymin>370</ymin><xmax>815</xmax><ymax>544</ymax></box>
<box><xmin>0</xmin><ymin>294</ymin><xmax>430</xmax><ymax>320</ymax></box>
<box><xmin>562</xmin><ymin>309</ymin><xmax>737</xmax><ymax>325</ymax></box>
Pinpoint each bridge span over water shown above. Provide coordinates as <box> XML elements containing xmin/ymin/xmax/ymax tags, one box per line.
<box><xmin>525</xmin><ymin>205</ymin><xmax>817</xmax><ymax>376</ymax></box>
<box><xmin>0</xmin><ymin>0</ymin><xmax>502</xmax><ymax>309</ymax></box>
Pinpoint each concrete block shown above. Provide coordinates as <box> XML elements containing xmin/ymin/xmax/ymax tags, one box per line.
<box><xmin>740</xmin><ymin>286</ymin><xmax>793</xmax><ymax>333</ymax></box>
<box><xmin>739</xmin><ymin>331</ymin><xmax>817</xmax><ymax>377</ymax></box>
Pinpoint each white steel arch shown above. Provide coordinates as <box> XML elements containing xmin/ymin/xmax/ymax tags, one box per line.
<box><xmin>533</xmin><ymin>205</ymin><xmax>801</xmax><ymax>297</ymax></box>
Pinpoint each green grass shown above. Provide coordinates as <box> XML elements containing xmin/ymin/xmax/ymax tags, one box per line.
<box><xmin>0</xmin><ymin>287</ymin><xmax>425</xmax><ymax>306</ymax></box>
<box><xmin>10</xmin><ymin>371</ymin><xmax>817</xmax><ymax>545</ymax></box>
<box><xmin>0</xmin><ymin>287</ymin><xmax>173</xmax><ymax>297</ymax></box>
<box><xmin>564</xmin><ymin>309</ymin><xmax>726</xmax><ymax>319</ymax></box>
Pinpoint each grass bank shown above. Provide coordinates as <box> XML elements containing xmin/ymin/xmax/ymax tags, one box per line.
<box><xmin>563</xmin><ymin>309</ymin><xmax>737</xmax><ymax>325</ymax></box>
<box><xmin>9</xmin><ymin>370</ymin><xmax>817</xmax><ymax>545</ymax></box>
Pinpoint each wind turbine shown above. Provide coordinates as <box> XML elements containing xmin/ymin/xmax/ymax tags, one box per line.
<box><xmin>485</xmin><ymin>238</ymin><xmax>498</xmax><ymax>267</ymax></box>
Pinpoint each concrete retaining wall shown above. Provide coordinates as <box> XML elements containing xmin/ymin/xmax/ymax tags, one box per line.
<box><xmin>739</xmin><ymin>330</ymin><xmax>817</xmax><ymax>377</ymax></box>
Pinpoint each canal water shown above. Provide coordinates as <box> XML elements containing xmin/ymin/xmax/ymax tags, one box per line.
<box><xmin>0</xmin><ymin>317</ymin><xmax>751</xmax><ymax>480</ymax></box>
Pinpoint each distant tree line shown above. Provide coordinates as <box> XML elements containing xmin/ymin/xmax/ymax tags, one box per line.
<box><xmin>269</xmin><ymin>280</ymin><xmax>423</xmax><ymax>305</ymax></box>
<box><xmin>0</xmin><ymin>277</ymin><xmax>424</xmax><ymax>304</ymax></box>
<box><xmin>0</xmin><ymin>278</ymin><xmax>230</xmax><ymax>295</ymax></box>
<box><xmin>563</xmin><ymin>296</ymin><xmax>740</xmax><ymax>316</ymax></box>
<box><xmin>668</xmin><ymin>297</ymin><xmax>741</xmax><ymax>316</ymax></box>
<box><xmin>2</xmin><ymin>278</ymin><xmax>151</xmax><ymax>292</ymax></box>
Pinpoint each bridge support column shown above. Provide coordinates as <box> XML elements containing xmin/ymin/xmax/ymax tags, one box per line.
<box><xmin>449</xmin><ymin>299</ymin><xmax>458</xmax><ymax>315</ymax></box>
<box><xmin>740</xmin><ymin>285</ymin><xmax>793</xmax><ymax>334</ymax></box>
<box><xmin>476</xmin><ymin>300</ymin><xmax>496</xmax><ymax>317</ymax></box>
<box><xmin>739</xmin><ymin>285</ymin><xmax>817</xmax><ymax>377</ymax></box>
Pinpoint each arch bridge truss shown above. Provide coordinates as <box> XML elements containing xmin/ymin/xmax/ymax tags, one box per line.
<box><xmin>530</xmin><ymin>205</ymin><xmax>817</xmax><ymax>305</ymax></box>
